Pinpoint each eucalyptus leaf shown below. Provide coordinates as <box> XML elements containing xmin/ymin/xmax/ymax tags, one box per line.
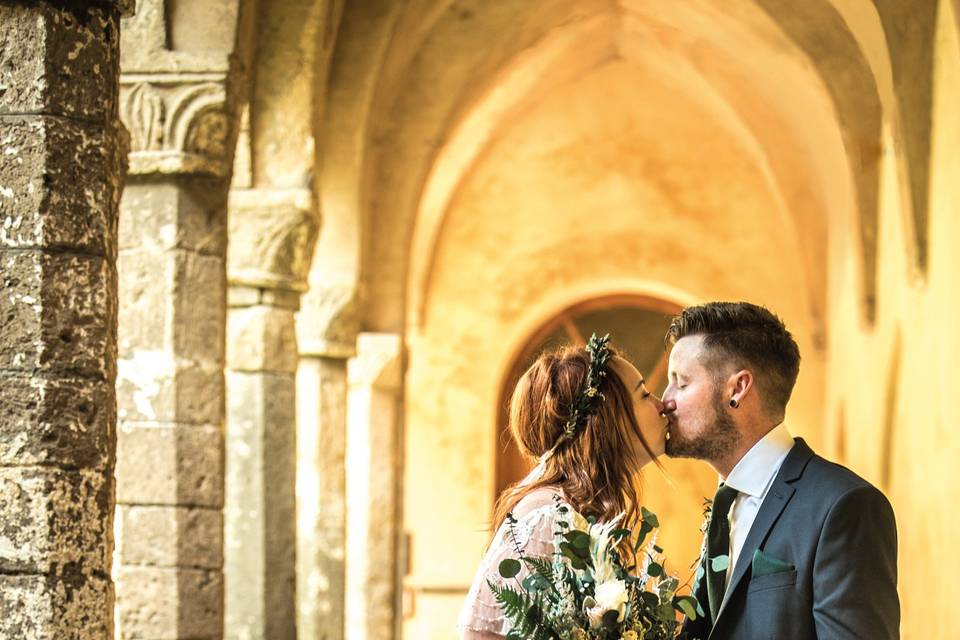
<box><xmin>499</xmin><ymin>558</ymin><xmax>522</xmax><ymax>579</ymax></box>
<box><xmin>601</xmin><ymin>609</ymin><xmax>620</xmax><ymax>629</ymax></box>
<box><xmin>641</xmin><ymin>506</ymin><xmax>660</xmax><ymax>528</ymax></box>
<box><xmin>523</xmin><ymin>573</ymin><xmax>549</xmax><ymax>592</ymax></box>
<box><xmin>710</xmin><ymin>555</ymin><xmax>730</xmax><ymax>572</ymax></box>
<box><xmin>560</xmin><ymin>542</ymin><xmax>588</xmax><ymax>570</ymax></box>
<box><xmin>564</xmin><ymin>530</ymin><xmax>591</xmax><ymax>550</ymax></box>
<box><xmin>674</xmin><ymin>595</ymin><xmax>699</xmax><ymax>620</ymax></box>
<box><xmin>611</xmin><ymin>528</ymin><xmax>632</xmax><ymax>542</ymax></box>
<box><xmin>659</xmin><ymin>602</ymin><xmax>675</xmax><ymax>620</ymax></box>
<box><xmin>635</xmin><ymin>522</ymin><xmax>652</xmax><ymax>552</ymax></box>
<box><xmin>640</xmin><ymin>591</ymin><xmax>660</xmax><ymax>608</ymax></box>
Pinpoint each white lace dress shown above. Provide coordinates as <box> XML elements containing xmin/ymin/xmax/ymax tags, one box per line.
<box><xmin>457</xmin><ymin>487</ymin><xmax>565</xmax><ymax>639</ymax></box>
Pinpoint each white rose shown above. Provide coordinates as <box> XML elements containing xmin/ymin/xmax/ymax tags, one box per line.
<box><xmin>583</xmin><ymin>579</ymin><xmax>628</xmax><ymax>628</ymax></box>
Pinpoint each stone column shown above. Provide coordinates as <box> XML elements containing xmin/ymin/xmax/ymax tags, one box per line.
<box><xmin>113</xmin><ymin>1</ymin><xmax>243</xmax><ymax>636</ymax></box>
<box><xmin>114</xmin><ymin>175</ymin><xmax>228</xmax><ymax>638</ymax></box>
<box><xmin>0</xmin><ymin>0</ymin><xmax>130</xmax><ymax>636</ymax></box>
<box><xmin>295</xmin><ymin>289</ymin><xmax>360</xmax><ymax>640</ymax></box>
<box><xmin>225</xmin><ymin>187</ymin><xmax>318</xmax><ymax>639</ymax></box>
<box><xmin>345</xmin><ymin>333</ymin><xmax>403</xmax><ymax>640</ymax></box>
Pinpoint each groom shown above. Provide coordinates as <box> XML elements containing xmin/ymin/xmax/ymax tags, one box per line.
<box><xmin>660</xmin><ymin>302</ymin><xmax>898</xmax><ymax>639</ymax></box>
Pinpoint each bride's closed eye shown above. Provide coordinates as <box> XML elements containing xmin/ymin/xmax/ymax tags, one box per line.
<box><xmin>633</xmin><ymin>376</ymin><xmax>654</xmax><ymax>400</ymax></box>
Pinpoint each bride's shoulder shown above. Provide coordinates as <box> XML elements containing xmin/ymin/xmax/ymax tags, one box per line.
<box><xmin>512</xmin><ymin>486</ymin><xmax>565</xmax><ymax>520</ymax></box>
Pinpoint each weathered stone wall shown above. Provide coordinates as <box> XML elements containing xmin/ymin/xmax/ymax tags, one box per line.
<box><xmin>0</xmin><ymin>0</ymin><xmax>128</xmax><ymax>636</ymax></box>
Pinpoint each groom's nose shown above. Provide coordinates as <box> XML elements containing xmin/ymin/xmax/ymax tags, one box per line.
<box><xmin>660</xmin><ymin>393</ymin><xmax>677</xmax><ymax>414</ymax></box>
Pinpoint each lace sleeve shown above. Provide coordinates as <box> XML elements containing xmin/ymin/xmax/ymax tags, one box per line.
<box><xmin>457</xmin><ymin>491</ymin><xmax>561</xmax><ymax>639</ymax></box>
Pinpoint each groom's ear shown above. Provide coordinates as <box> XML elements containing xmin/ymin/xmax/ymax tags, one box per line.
<box><xmin>728</xmin><ymin>369</ymin><xmax>754</xmax><ymax>404</ymax></box>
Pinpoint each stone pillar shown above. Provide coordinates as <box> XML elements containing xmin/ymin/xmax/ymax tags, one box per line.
<box><xmin>113</xmin><ymin>1</ymin><xmax>243</xmax><ymax>635</ymax></box>
<box><xmin>295</xmin><ymin>288</ymin><xmax>360</xmax><ymax>640</ymax></box>
<box><xmin>0</xmin><ymin>0</ymin><xmax>130</xmax><ymax>636</ymax></box>
<box><xmin>225</xmin><ymin>187</ymin><xmax>318</xmax><ymax>639</ymax></box>
<box><xmin>114</xmin><ymin>176</ymin><xmax>228</xmax><ymax>638</ymax></box>
<box><xmin>345</xmin><ymin>333</ymin><xmax>403</xmax><ymax>640</ymax></box>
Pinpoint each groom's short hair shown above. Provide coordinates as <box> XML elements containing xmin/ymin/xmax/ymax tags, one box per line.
<box><xmin>665</xmin><ymin>301</ymin><xmax>801</xmax><ymax>419</ymax></box>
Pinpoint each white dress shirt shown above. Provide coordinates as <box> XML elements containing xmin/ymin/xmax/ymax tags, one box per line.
<box><xmin>719</xmin><ymin>423</ymin><xmax>795</xmax><ymax>591</ymax></box>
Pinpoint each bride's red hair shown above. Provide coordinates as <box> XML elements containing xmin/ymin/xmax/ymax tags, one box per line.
<box><xmin>489</xmin><ymin>344</ymin><xmax>660</xmax><ymax>542</ymax></box>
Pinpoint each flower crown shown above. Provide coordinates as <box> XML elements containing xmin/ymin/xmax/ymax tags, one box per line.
<box><xmin>541</xmin><ymin>333</ymin><xmax>612</xmax><ymax>459</ymax></box>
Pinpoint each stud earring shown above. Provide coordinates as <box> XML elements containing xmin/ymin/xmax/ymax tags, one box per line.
<box><xmin>729</xmin><ymin>398</ymin><xmax>739</xmax><ymax>409</ymax></box>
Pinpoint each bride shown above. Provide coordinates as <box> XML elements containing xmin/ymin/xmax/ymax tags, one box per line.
<box><xmin>457</xmin><ymin>336</ymin><xmax>668</xmax><ymax>639</ymax></box>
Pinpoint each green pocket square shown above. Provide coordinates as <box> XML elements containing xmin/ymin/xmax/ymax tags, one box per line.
<box><xmin>752</xmin><ymin>550</ymin><xmax>795</xmax><ymax>577</ymax></box>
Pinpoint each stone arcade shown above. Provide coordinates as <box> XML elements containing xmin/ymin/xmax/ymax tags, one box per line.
<box><xmin>1</xmin><ymin>1</ymin><xmax>959</xmax><ymax>638</ymax></box>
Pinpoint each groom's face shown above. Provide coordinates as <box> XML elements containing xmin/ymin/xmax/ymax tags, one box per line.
<box><xmin>661</xmin><ymin>335</ymin><xmax>740</xmax><ymax>460</ymax></box>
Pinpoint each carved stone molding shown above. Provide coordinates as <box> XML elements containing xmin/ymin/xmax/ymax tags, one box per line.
<box><xmin>297</xmin><ymin>282</ymin><xmax>361</xmax><ymax>359</ymax></box>
<box><xmin>227</xmin><ymin>188</ymin><xmax>319</xmax><ymax>297</ymax></box>
<box><xmin>120</xmin><ymin>72</ymin><xmax>233</xmax><ymax>177</ymax></box>
<box><xmin>347</xmin><ymin>333</ymin><xmax>402</xmax><ymax>392</ymax></box>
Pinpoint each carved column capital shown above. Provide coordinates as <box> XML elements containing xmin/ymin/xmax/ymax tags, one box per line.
<box><xmin>297</xmin><ymin>283</ymin><xmax>361</xmax><ymax>359</ymax></box>
<box><xmin>347</xmin><ymin>333</ymin><xmax>402</xmax><ymax>391</ymax></box>
<box><xmin>120</xmin><ymin>68</ymin><xmax>236</xmax><ymax>177</ymax></box>
<box><xmin>227</xmin><ymin>188</ymin><xmax>319</xmax><ymax>302</ymax></box>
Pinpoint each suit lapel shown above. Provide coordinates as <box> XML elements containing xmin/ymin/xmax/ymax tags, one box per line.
<box><xmin>711</xmin><ymin>438</ymin><xmax>814</xmax><ymax>633</ymax></box>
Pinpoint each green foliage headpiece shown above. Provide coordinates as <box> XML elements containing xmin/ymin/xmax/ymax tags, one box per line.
<box><xmin>541</xmin><ymin>333</ymin><xmax>612</xmax><ymax>460</ymax></box>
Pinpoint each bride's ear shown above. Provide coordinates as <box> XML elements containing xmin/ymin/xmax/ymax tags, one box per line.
<box><xmin>728</xmin><ymin>369</ymin><xmax>753</xmax><ymax>407</ymax></box>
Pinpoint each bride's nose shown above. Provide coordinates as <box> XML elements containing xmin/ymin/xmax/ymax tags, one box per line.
<box><xmin>650</xmin><ymin>394</ymin><xmax>665</xmax><ymax>414</ymax></box>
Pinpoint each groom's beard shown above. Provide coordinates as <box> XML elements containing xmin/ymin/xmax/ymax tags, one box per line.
<box><xmin>664</xmin><ymin>387</ymin><xmax>740</xmax><ymax>461</ymax></box>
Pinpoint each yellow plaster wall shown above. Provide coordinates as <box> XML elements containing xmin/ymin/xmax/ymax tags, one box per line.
<box><xmin>824</xmin><ymin>2</ymin><xmax>960</xmax><ymax>636</ymax></box>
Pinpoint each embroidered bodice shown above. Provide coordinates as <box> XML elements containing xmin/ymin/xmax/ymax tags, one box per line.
<box><xmin>457</xmin><ymin>487</ymin><xmax>565</xmax><ymax>638</ymax></box>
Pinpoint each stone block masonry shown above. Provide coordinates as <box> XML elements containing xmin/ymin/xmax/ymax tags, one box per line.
<box><xmin>0</xmin><ymin>0</ymin><xmax>129</xmax><ymax>637</ymax></box>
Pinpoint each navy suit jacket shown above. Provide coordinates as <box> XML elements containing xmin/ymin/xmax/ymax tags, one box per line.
<box><xmin>682</xmin><ymin>438</ymin><xmax>899</xmax><ymax>640</ymax></box>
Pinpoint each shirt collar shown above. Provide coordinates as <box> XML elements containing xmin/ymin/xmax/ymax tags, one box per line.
<box><xmin>721</xmin><ymin>423</ymin><xmax>795</xmax><ymax>499</ymax></box>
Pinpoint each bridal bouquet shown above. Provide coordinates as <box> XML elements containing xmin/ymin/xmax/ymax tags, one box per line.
<box><xmin>489</xmin><ymin>497</ymin><xmax>700</xmax><ymax>640</ymax></box>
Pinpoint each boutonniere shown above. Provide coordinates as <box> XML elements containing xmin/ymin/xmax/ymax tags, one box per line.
<box><xmin>699</xmin><ymin>497</ymin><xmax>712</xmax><ymax>537</ymax></box>
<box><xmin>691</xmin><ymin>497</ymin><xmax>713</xmax><ymax>590</ymax></box>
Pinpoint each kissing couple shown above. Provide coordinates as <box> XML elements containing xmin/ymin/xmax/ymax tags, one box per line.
<box><xmin>458</xmin><ymin>301</ymin><xmax>899</xmax><ymax>640</ymax></box>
